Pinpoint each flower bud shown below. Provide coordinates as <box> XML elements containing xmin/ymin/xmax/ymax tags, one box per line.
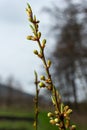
<box><xmin>39</xmin><ymin>82</ymin><xmax>45</xmax><ymax>88</ymax></box>
<box><xmin>27</xmin><ymin>35</ymin><xmax>37</xmax><ymax>41</ymax></box>
<box><xmin>27</xmin><ymin>35</ymin><xmax>32</xmax><ymax>40</ymax></box>
<box><xmin>71</xmin><ymin>125</ymin><xmax>76</xmax><ymax>130</ymax></box>
<box><xmin>47</xmin><ymin>60</ymin><xmax>51</xmax><ymax>68</ymax></box>
<box><xmin>40</xmin><ymin>75</ymin><xmax>45</xmax><ymax>80</ymax></box>
<box><xmin>55</xmin><ymin>111</ymin><xmax>59</xmax><ymax>115</ymax></box>
<box><xmin>64</xmin><ymin>105</ymin><xmax>69</xmax><ymax>112</ymax></box>
<box><xmin>42</xmin><ymin>39</ymin><xmax>46</xmax><ymax>44</ymax></box>
<box><xmin>38</xmin><ymin>32</ymin><xmax>41</xmax><ymax>39</ymax></box>
<box><xmin>66</xmin><ymin>109</ymin><xmax>72</xmax><ymax>115</ymax></box>
<box><xmin>50</xmin><ymin>119</ymin><xmax>55</xmax><ymax>125</ymax></box>
<box><xmin>47</xmin><ymin>112</ymin><xmax>53</xmax><ymax>117</ymax></box>
<box><xmin>33</xmin><ymin>50</ymin><xmax>38</xmax><ymax>55</ymax></box>
<box><xmin>42</xmin><ymin>39</ymin><xmax>46</xmax><ymax>48</ymax></box>
<box><xmin>54</xmin><ymin>118</ymin><xmax>59</xmax><ymax>123</ymax></box>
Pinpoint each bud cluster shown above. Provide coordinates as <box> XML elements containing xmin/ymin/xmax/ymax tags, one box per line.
<box><xmin>26</xmin><ymin>4</ymin><xmax>40</xmax><ymax>42</ymax></box>
<box><xmin>47</xmin><ymin>104</ymin><xmax>76</xmax><ymax>130</ymax></box>
<box><xmin>38</xmin><ymin>74</ymin><xmax>52</xmax><ymax>90</ymax></box>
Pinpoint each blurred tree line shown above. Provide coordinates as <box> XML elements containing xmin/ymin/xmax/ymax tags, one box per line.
<box><xmin>0</xmin><ymin>76</ymin><xmax>33</xmax><ymax>109</ymax></box>
<box><xmin>44</xmin><ymin>0</ymin><xmax>87</xmax><ymax>105</ymax></box>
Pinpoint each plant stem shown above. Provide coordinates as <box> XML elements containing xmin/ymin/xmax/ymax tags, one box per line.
<box><xmin>34</xmin><ymin>71</ymin><xmax>39</xmax><ymax>130</ymax></box>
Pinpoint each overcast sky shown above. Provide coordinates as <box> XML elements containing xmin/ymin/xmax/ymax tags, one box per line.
<box><xmin>0</xmin><ymin>0</ymin><xmax>58</xmax><ymax>94</ymax></box>
<box><xmin>0</xmin><ymin>0</ymin><xmax>86</xmax><ymax>102</ymax></box>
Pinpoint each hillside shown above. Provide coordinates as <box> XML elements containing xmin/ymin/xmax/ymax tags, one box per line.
<box><xmin>0</xmin><ymin>83</ymin><xmax>34</xmax><ymax>108</ymax></box>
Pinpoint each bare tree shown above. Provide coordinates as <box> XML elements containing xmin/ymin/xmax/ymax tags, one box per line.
<box><xmin>45</xmin><ymin>0</ymin><xmax>87</xmax><ymax>105</ymax></box>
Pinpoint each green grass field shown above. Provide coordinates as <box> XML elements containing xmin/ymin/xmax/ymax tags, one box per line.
<box><xmin>0</xmin><ymin>108</ymin><xmax>86</xmax><ymax>130</ymax></box>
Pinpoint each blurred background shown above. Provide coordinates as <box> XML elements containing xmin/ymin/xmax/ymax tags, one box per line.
<box><xmin>0</xmin><ymin>0</ymin><xmax>87</xmax><ymax>130</ymax></box>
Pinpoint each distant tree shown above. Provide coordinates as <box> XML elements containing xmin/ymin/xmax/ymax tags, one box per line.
<box><xmin>5</xmin><ymin>76</ymin><xmax>15</xmax><ymax>107</ymax></box>
<box><xmin>45</xmin><ymin>0</ymin><xmax>87</xmax><ymax>105</ymax></box>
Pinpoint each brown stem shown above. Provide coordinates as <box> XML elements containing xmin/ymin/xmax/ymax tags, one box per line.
<box><xmin>34</xmin><ymin>71</ymin><xmax>39</xmax><ymax>130</ymax></box>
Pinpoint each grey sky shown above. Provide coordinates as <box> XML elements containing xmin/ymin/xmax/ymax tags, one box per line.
<box><xmin>0</xmin><ymin>0</ymin><xmax>55</xmax><ymax>94</ymax></box>
<box><xmin>0</xmin><ymin>0</ymin><xmax>86</xmax><ymax>101</ymax></box>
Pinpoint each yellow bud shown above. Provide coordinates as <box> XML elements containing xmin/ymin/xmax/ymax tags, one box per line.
<box><xmin>55</xmin><ymin>111</ymin><xmax>59</xmax><ymax>115</ymax></box>
<box><xmin>41</xmin><ymin>39</ymin><xmax>46</xmax><ymax>48</ymax></box>
<box><xmin>42</xmin><ymin>39</ymin><xmax>46</xmax><ymax>44</ymax></box>
<box><xmin>38</xmin><ymin>32</ymin><xmax>41</xmax><ymax>39</ymax></box>
<box><xmin>27</xmin><ymin>36</ymin><xmax>37</xmax><ymax>41</ymax></box>
<box><xmin>39</xmin><ymin>82</ymin><xmax>45</xmax><ymax>88</ymax></box>
<box><xmin>47</xmin><ymin>112</ymin><xmax>53</xmax><ymax>117</ymax></box>
<box><xmin>66</xmin><ymin>109</ymin><xmax>72</xmax><ymax>115</ymax></box>
<box><xmin>33</xmin><ymin>121</ymin><xmax>36</xmax><ymax>127</ymax></box>
<box><xmin>33</xmin><ymin>50</ymin><xmax>38</xmax><ymax>55</ymax></box>
<box><xmin>64</xmin><ymin>105</ymin><xmax>69</xmax><ymax>111</ymax></box>
<box><xmin>40</xmin><ymin>75</ymin><xmax>45</xmax><ymax>80</ymax></box>
<box><xmin>50</xmin><ymin>119</ymin><xmax>55</xmax><ymax>125</ymax></box>
<box><xmin>71</xmin><ymin>125</ymin><xmax>76</xmax><ymax>130</ymax></box>
<box><xmin>54</xmin><ymin>118</ymin><xmax>59</xmax><ymax>123</ymax></box>
<box><xmin>47</xmin><ymin>60</ymin><xmax>51</xmax><ymax>68</ymax></box>
<box><xmin>27</xmin><ymin>36</ymin><xmax>32</xmax><ymax>40</ymax></box>
<box><xmin>56</xmin><ymin>123</ymin><xmax>60</xmax><ymax>126</ymax></box>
